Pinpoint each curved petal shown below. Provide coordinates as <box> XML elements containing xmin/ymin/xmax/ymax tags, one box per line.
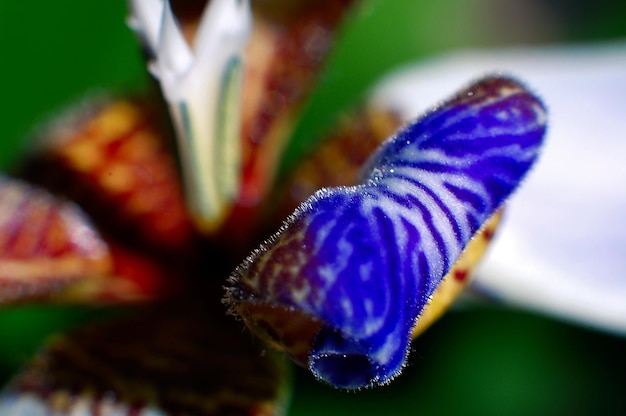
<box><xmin>19</xmin><ymin>97</ymin><xmax>196</xmax><ymax>261</ymax></box>
<box><xmin>132</xmin><ymin>1</ymin><xmax>361</xmax><ymax>233</ymax></box>
<box><xmin>127</xmin><ymin>0</ymin><xmax>164</xmax><ymax>53</ymax></box>
<box><xmin>0</xmin><ymin>176</ymin><xmax>111</xmax><ymax>304</ymax></box>
<box><xmin>11</xmin><ymin>97</ymin><xmax>195</xmax><ymax>303</ymax></box>
<box><xmin>372</xmin><ymin>42</ymin><xmax>626</xmax><ymax>335</ymax></box>
<box><xmin>269</xmin><ymin>105</ymin><xmax>502</xmax><ymax>339</ymax></box>
<box><xmin>0</xmin><ymin>302</ymin><xmax>290</xmax><ymax>415</ymax></box>
<box><xmin>226</xmin><ymin>76</ymin><xmax>546</xmax><ymax>388</ymax></box>
<box><xmin>0</xmin><ymin>173</ymin><xmax>183</xmax><ymax>305</ymax></box>
<box><xmin>139</xmin><ymin>0</ymin><xmax>251</xmax><ymax>231</ymax></box>
<box><xmin>238</xmin><ymin>1</ymin><xmax>359</xmax><ymax>208</ymax></box>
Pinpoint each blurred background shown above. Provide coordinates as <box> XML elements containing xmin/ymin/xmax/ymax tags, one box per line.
<box><xmin>0</xmin><ymin>1</ymin><xmax>625</xmax><ymax>415</ymax></box>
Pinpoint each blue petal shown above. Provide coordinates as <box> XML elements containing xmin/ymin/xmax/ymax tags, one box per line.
<box><xmin>228</xmin><ymin>76</ymin><xmax>546</xmax><ymax>388</ymax></box>
<box><xmin>374</xmin><ymin>42</ymin><xmax>626</xmax><ymax>335</ymax></box>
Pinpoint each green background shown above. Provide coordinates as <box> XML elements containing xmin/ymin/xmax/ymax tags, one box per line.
<box><xmin>1</xmin><ymin>1</ymin><xmax>625</xmax><ymax>415</ymax></box>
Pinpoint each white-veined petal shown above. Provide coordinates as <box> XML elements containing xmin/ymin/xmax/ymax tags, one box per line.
<box><xmin>371</xmin><ymin>42</ymin><xmax>626</xmax><ymax>335</ymax></box>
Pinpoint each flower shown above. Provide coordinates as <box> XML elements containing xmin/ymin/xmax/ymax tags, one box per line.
<box><xmin>371</xmin><ymin>42</ymin><xmax>626</xmax><ymax>334</ymax></box>
<box><xmin>128</xmin><ymin>0</ymin><xmax>252</xmax><ymax>231</ymax></box>
<box><xmin>1</xmin><ymin>0</ymin><xmax>624</xmax><ymax>416</ymax></box>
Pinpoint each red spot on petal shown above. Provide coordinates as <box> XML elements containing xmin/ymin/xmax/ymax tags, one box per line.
<box><xmin>483</xmin><ymin>227</ymin><xmax>495</xmax><ymax>241</ymax></box>
<box><xmin>454</xmin><ymin>269</ymin><xmax>469</xmax><ymax>282</ymax></box>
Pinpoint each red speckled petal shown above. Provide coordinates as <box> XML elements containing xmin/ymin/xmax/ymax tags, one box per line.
<box><xmin>19</xmin><ymin>98</ymin><xmax>197</xmax><ymax>262</ymax></box>
<box><xmin>0</xmin><ymin>175</ymin><xmax>112</xmax><ymax>304</ymax></box>
<box><xmin>56</xmin><ymin>241</ymin><xmax>186</xmax><ymax>304</ymax></box>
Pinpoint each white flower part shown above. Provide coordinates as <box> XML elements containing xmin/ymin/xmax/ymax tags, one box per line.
<box><xmin>0</xmin><ymin>390</ymin><xmax>169</xmax><ymax>416</ymax></box>
<box><xmin>0</xmin><ymin>393</ymin><xmax>48</xmax><ymax>416</ymax></box>
<box><xmin>126</xmin><ymin>0</ymin><xmax>164</xmax><ymax>53</ymax></box>
<box><xmin>127</xmin><ymin>0</ymin><xmax>252</xmax><ymax>232</ymax></box>
<box><xmin>371</xmin><ymin>41</ymin><xmax>626</xmax><ymax>335</ymax></box>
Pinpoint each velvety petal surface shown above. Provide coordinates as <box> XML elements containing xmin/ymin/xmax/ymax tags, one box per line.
<box><xmin>270</xmin><ymin>105</ymin><xmax>503</xmax><ymax>339</ymax></box>
<box><xmin>372</xmin><ymin>42</ymin><xmax>626</xmax><ymax>335</ymax></box>
<box><xmin>227</xmin><ymin>76</ymin><xmax>547</xmax><ymax>388</ymax></box>
<box><xmin>238</xmin><ymin>0</ymin><xmax>359</xmax><ymax>206</ymax></box>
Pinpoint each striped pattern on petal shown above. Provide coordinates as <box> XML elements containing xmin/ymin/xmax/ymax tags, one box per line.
<box><xmin>226</xmin><ymin>76</ymin><xmax>546</xmax><ymax>389</ymax></box>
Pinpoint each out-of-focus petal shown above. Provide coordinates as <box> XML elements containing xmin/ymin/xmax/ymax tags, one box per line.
<box><xmin>0</xmin><ymin>301</ymin><xmax>290</xmax><ymax>415</ymax></box>
<box><xmin>132</xmin><ymin>1</ymin><xmax>360</xmax><ymax>234</ymax></box>
<box><xmin>271</xmin><ymin>106</ymin><xmax>402</xmax><ymax>221</ymax></box>
<box><xmin>13</xmin><ymin>97</ymin><xmax>194</xmax><ymax>303</ymax></box>
<box><xmin>372</xmin><ymin>41</ymin><xmax>626</xmax><ymax>335</ymax></box>
<box><xmin>237</xmin><ymin>1</ymin><xmax>358</xmax><ymax>208</ymax></box>
<box><xmin>0</xmin><ymin>172</ymin><xmax>183</xmax><ymax>304</ymax></box>
<box><xmin>19</xmin><ymin>97</ymin><xmax>195</xmax><ymax>260</ymax></box>
<box><xmin>129</xmin><ymin>0</ymin><xmax>252</xmax><ymax>232</ymax></box>
<box><xmin>0</xmin><ymin>176</ymin><xmax>112</xmax><ymax>304</ymax></box>
<box><xmin>127</xmin><ymin>0</ymin><xmax>164</xmax><ymax>53</ymax></box>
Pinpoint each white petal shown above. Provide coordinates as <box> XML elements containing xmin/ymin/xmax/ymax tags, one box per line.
<box><xmin>127</xmin><ymin>0</ymin><xmax>252</xmax><ymax>232</ymax></box>
<box><xmin>194</xmin><ymin>0</ymin><xmax>252</xmax><ymax>62</ymax></box>
<box><xmin>0</xmin><ymin>393</ymin><xmax>48</xmax><ymax>416</ymax></box>
<box><xmin>126</xmin><ymin>0</ymin><xmax>164</xmax><ymax>52</ymax></box>
<box><xmin>155</xmin><ymin>1</ymin><xmax>194</xmax><ymax>96</ymax></box>
<box><xmin>371</xmin><ymin>42</ymin><xmax>626</xmax><ymax>335</ymax></box>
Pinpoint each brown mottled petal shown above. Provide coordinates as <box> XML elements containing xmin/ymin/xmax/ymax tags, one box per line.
<box><xmin>238</xmin><ymin>1</ymin><xmax>358</xmax><ymax>207</ymax></box>
<box><xmin>0</xmin><ymin>176</ymin><xmax>112</xmax><ymax>304</ymax></box>
<box><xmin>19</xmin><ymin>98</ymin><xmax>197</xmax><ymax>261</ymax></box>
<box><xmin>0</xmin><ymin>302</ymin><xmax>291</xmax><ymax>415</ymax></box>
